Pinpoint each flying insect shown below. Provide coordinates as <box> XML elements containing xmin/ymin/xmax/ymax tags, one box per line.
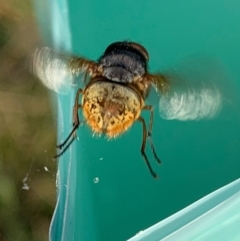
<box><xmin>33</xmin><ymin>41</ymin><xmax>222</xmax><ymax>178</ymax></box>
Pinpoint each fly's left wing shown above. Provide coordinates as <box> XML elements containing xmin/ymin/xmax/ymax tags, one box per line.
<box><xmin>33</xmin><ymin>47</ymin><xmax>99</xmax><ymax>94</ymax></box>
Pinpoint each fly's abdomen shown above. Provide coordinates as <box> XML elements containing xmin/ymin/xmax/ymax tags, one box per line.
<box><xmin>82</xmin><ymin>81</ymin><xmax>142</xmax><ymax>138</ymax></box>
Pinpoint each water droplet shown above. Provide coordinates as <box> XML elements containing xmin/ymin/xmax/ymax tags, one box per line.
<box><xmin>93</xmin><ymin>177</ymin><xmax>99</xmax><ymax>183</ymax></box>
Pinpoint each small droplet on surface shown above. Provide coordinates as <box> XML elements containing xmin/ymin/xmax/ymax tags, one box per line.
<box><xmin>93</xmin><ymin>177</ymin><xmax>99</xmax><ymax>184</ymax></box>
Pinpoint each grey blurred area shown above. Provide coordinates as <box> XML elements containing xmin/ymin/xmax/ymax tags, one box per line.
<box><xmin>0</xmin><ymin>1</ymin><xmax>56</xmax><ymax>241</ymax></box>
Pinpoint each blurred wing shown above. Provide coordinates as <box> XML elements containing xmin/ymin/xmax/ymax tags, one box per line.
<box><xmin>159</xmin><ymin>83</ymin><xmax>222</xmax><ymax>121</ymax></box>
<box><xmin>156</xmin><ymin>56</ymin><xmax>240</xmax><ymax>121</ymax></box>
<box><xmin>148</xmin><ymin>73</ymin><xmax>170</xmax><ymax>94</ymax></box>
<box><xmin>32</xmin><ymin>47</ymin><xmax>98</xmax><ymax>94</ymax></box>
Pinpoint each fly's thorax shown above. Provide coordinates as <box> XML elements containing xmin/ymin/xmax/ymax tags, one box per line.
<box><xmin>99</xmin><ymin>53</ymin><xmax>146</xmax><ymax>83</ymax></box>
<box><xmin>82</xmin><ymin>80</ymin><xmax>144</xmax><ymax>138</ymax></box>
<box><xmin>98</xmin><ymin>42</ymin><xmax>148</xmax><ymax>83</ymax></box>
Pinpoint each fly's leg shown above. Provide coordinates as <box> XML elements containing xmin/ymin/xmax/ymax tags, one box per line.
<box><xmin>142</xmin><ymin>105</ymin><xmax>161</xmax><ymax>164</ymax></box>
<box><xmin>138</xmin><ymin>117</ymin><xmax>158</xmax><ymax>178</ymax></box>
<box><xmin>54</xmin><ymin>88</ymin><xmax>83</xmax><ymax>159</ymax></box>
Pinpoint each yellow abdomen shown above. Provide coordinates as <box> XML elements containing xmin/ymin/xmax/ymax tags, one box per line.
<box><xmin>82</xmin><ymin>81</ymin><xmax>143</xmax><ymax>138</ymax></box>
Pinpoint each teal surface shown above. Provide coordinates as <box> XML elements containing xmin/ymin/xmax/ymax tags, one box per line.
<box><xmin>128</xmin><ymin>178</ymin><xmax>240</xmax><ymax>241</ymax></box>
<box><xmin>35</xmin><ymin>0</ymin><xmax>240</xmax><ymax>240</ymax></box>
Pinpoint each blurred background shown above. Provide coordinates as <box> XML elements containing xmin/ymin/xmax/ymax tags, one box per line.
<box><xmin>0</xmin><ymin>1</ymin><xmax>55</xmax><ymax>240</ymax></box>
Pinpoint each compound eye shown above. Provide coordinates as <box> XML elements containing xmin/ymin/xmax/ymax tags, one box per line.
<box><xmin>104</xmin><ymin>41</ymin><xmax>149</xmax><ymax>62</ymax></box>
<box><xmin>128</xmin><ymin>42</ymin><xmax>149</xmax><ymax>61</ymax></box>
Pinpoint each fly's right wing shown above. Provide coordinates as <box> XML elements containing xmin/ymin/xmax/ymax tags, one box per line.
<box><xmin>158</xmin><ymin>77</ymin><xmax>222</xmax><ymax>121</ymax></box>
<box><xmin>149</xmin><ymin>71</ymin><xmax>223</xmax><ymax>121</ymax></box>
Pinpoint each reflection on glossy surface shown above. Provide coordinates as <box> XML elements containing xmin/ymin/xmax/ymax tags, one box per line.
<box><xmin>128</xmin><ymin>178</ymin><xmax>240</xmax><ymax>241</ymax></box>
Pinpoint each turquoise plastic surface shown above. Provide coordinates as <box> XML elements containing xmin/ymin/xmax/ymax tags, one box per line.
<box><xmin>128</xmin><ymin>178</ymin><xmax>240</xmax><ymax>241</ymax></box>
<box><xmin>34</xmin><ymin>0</ymin><xmax>240</xmax><ymax>240</ymax></box>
